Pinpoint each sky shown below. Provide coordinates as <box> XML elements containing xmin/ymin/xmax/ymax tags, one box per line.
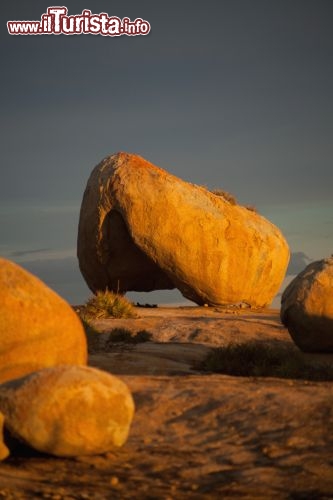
<box><xmin>1</xmin><ymin>1</ymin><xmax>332</xmax><ymax>306</ymax></box>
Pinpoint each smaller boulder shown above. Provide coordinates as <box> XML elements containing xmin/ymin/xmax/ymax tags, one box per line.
<box><xmin>0</xmin><ymin>365</ymin><xmax>135</xmax><ymax>457</ymax></box>
<box><xmin>281</xmin><ymin>257</ymin><xmax>333</xmax><ymax>352</ymax></box>
<box><xmin>0</xmin><ymin>258</ymin><xmax>87</xmax><ymax>383</ymax></box>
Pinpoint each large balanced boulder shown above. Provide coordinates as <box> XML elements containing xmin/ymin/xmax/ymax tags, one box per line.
<box><xmin>281</xmin><ymin>257</ymin><xmax>333</xmax><ymax>352</ymax></box>
<box><xmin>0</xmin><ymin>365</ymin><xmax>134</xmax><ymax>457</ymax></box>
<box><xmin>78</xmin><ymin>152</ymin><xmax>289</xmax><ymax>307</ymax></box>
<box><xmin>0</xmin><ymin>258</ymin><xmax>87</xmax><ymax>383</ymax></box>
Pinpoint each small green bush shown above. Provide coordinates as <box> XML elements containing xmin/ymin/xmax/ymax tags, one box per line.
<box><xmin>134</xmin><ymin>330</ymin><xmax>153</xmax><ymax>342</ymax></box>
<box><xmin>81</xmin><ymin>290</ymin><xmax>137</xmax><ymax>320</ymax></box>
<box><xmin>200</xmin><ymin>342</ymin><xmax>333</xmax><ymax>381</ymax></box>
<box><xmin>106</xmin><ymin>328</ymin><xmax>152</xmax><ymax>346</ymax></box>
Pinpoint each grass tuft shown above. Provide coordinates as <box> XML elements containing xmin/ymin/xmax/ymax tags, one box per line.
<box><xmin>80</xmin><ymin>290</ymin><xmax>137</xmax><ymax>320</ymax></box>
<box><xmin>211</xmin><ymin>189</ymin><xmax>237</xmax><ymax>205</ymax></box>
<box><xmin>200</xmin><ymin>341</ymin><xmax>333</xmax><ymax>381</ymax></box>
<box><xmin>200</xmin><ymin>185</ymin><xmax>258</xmax><ymax>213</ymax></box>
<box><xmin>244</xmin><ymin>204</ymin><xmax>258</xmax><ymax>213</ymax></box>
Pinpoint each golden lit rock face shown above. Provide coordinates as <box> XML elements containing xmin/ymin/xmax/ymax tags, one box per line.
<box><xmin>0</xmin><ymin>365</ymin><xmax>135</xmax><ymax>457</ymax></box>
<box><xmin>78</xmin><ymin>152</ymin><xmax>290</xmax><ymax>307</ymax></box>
<box><xmin>281</xmin><ymin>257</ymin><xmax>333</xmax><ymax>352</ymax></box>
<box><xmin>0</xmin><ymin>258</ymin><xmax>87</xmax><ymax>383</ymax></box>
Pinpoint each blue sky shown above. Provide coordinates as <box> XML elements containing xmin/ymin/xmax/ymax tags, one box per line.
<box><xmin>1</xmin><ymin>1</ymin><xmax>332</xmax><ymax>305</ymax></box>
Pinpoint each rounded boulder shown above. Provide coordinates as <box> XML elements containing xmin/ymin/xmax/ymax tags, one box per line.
<box><xmin>0</xmin><ymin>365</ymin><xmax>135</xmax><ymax>456</ymax></box>
<box><xmin>0</xmin><ymin>258</ymin><xmax>87</xmax><ymax>383</ymax></box>
<box><xmin>281</xmin><ymin>257</ymin><xmax>333</xmax><ymax>352</ymax></box>
<box><xmin>78</xmin><ymin>152</ymin><xmax>289</xmax><ymax>307</ymax></box>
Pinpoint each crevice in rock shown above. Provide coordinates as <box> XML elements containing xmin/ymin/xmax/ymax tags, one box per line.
<box><xmin>101</xmin><ymin>209</ymin><xmax>175</xmax><ymax>293</ymax></box>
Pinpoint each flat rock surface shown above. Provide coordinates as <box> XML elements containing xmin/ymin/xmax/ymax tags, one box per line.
<box><xmin>1</xmin><ymin>307</ymin><xmax>333</xmax><ymax>499</ymax></box>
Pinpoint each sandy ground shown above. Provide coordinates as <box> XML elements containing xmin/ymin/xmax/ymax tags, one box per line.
<box><xmin>1</xmin><ymin>307</ymin><xmax>333</xmax><ymax>499</ymax></box>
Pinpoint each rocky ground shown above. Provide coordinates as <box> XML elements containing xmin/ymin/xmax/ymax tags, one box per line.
<box><xmin>1</xmin><ymin>307</ymin><xmax>333</xmax><ymax>499</ymax></box>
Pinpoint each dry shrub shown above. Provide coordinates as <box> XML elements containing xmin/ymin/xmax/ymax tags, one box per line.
<box><xmin>80</xmin><ymin>290</ymin><xmax>137</xmax><ymax>320</ymax></box>
<box><xmin>211</xmin><ymin>189</ymin><xmax>237</xmax><ymax>205</ymax></box>
<box><xmin>105</xmin><ymin>328</ymin><xmax>152</xmax><ymax>346</ymax></box>
<box><xmin>200</xmin><ymin>341</ymin><xmax>333</xmax><ymax>381</ymax></box>
<box><xmin>245</xmin><ymin>205</ymin><xmax>258</xmax><ymax>213</ymax></box>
